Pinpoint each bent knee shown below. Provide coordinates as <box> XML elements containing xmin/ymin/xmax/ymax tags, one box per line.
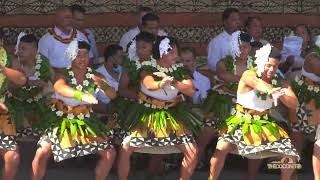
<box><xmin>99</xmin><ymin>148</ymin><xmax>116</xmax><ymax>160</ymax></box>
<box><xmin>3</xmin><ymin>150</ymin><xmax>20</xmax><ymax>165</ymax></box>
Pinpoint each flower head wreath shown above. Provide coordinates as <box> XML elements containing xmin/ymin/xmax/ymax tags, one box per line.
<box><xmin>254</xmin><ymin>43</ymin><xmax>272</xmax><ymax>76</ymax></box>
<box><xmin>127</xmin><ymin>39</ymin><xmax>137</xmax><ymax>61</ymax></box>
<box><xmin>65</xmin><ymin>38</ymin><xmax>83</xmax><ymax>61</ymax></box>
<box><xmin>159</xmin><ymin>37</ymin><xmax>173</xmax><ymax>58</ymax></box>
<box><xmin>15</xmin><ymin>32</ymin><xmax>27</xmax><ymax>55</ymax></box>
<box><xmin>230</xmin><ymin>31</ymin><xmax>242</xmax><ymax>59</ymax></box>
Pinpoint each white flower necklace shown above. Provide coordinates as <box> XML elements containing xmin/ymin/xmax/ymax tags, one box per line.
<box><xmin>66</xmin><ymin>66</ymin><xmax>97</xmax><ymax>93</ymax></box>
<box><xmin>21</xmin><ymin>53</ymin><xmax>46</xmax><ymax>103</ymax></box>
<box><xmin>21</xmin><ymin>53</ymin><xmax>43</xmax><ymax>91</ymax></box>
<box><xmin>295</xmin><ymin>76</ymin><xmax>320</xmax><ymax>93</ymax></box>
<box><xmin>50</xmin><ymin>103</ymin><xmax>92</xmax><ymax>120</ymax></box>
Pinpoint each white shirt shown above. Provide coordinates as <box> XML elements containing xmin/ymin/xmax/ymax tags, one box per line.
<box><xmin>207</xmin><ymin>30</ymin><xmax>233</xmax><ymax>71</ymax></box>
<box><xmin>192</xmin><ymin>70</ymin><xmax>211</xmax><ymax>104</ymax></box>
<box><xmin>83</xmin><ymin>28</ymin><xmax>100</xmax><ymax>64</ymax></box>
<box><xmin>119</xmin><ymin>26</ymin><xmax>167</xmax><ymax>52</ymax></box>
<box><xmin>96</xmin><ymin>65</ymin><xmax>119</xmax><ymax>104</ymax></box>
<box><xmin>38</xmin><ymin>26</ymin><xmax>91</xmax><ymax>69</ymax></box>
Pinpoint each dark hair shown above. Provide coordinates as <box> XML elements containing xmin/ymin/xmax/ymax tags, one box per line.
<box><xmin>152</xmin><ymin>36</ymin><xmax>179</xmax><ymax>60</ymax></box>
<box><xmin>239</xmin><ymin>32</ymin><xmax>251</xmax><ymax>43</ymax></box>
<box><xmin>180</xmin><ymin>47</ymin><xmax>196</xmax><ymax>58</ymax></box>
<box><xmin>269</xmin><ymin>47</ymin><xmax>281</xmax><ymax>60</ymax></box>
<box><xmin>136</xmin><ymin>31</ymin><xmax>155</xmax><ymax>44</ymax></box>
<box><xmin>78</xmin><ymin>41</ymin><xmax>91</xmax><ymax>51</ymax></box>
<box><xmin>142</xmin><ymin>13</ymin><xmax>160</xmax><ymax>26</ymax></box>
<box><xmin>245</xmin><ymin>16</ymin><xmax>262</xmax><ymax>28</ymax></box>
<box><xmin>70</xmin><ymin>4</ymin><xmax>86</xmax><ymax>14</ymax></box>
<box><xmin>20</xmin><ymin>34</ymin><xmax>38</xmax><ymax>48</ymax></box>
<box><xmin>222</xmin><ymin>8</ymin><xmax>239</xmax><ymax>22</ymax></box>
<box><xmin>138</xmin><ymin>6</ymin><xmax>153</xmax><ymax>14</ymax></box>
<box><xmin>104</xmin><ymin>44</ymin><xmax>123</xmax><ymax>62</ymax></box>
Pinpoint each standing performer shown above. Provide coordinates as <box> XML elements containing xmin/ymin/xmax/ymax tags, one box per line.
<box><xmin>291</xmin><ymin>35</ymin><xmax>320</xmax><ymax>180</ymax></box>
<box><xmin>209</xmin><ymin>44</ymin><xmax>300</xmax><ymax>180</ymax></box>
<box><xmin>31</xmin><ymin>40</ymin><xmax>117</xmax><ymax>180</ymax></box>
<box><xmin>203</xmin><ymin>31</ymin><xmax>253</xmax><ymax>135</ymax></box>
<box><xmin>117</xmin><ymin>36</ymin><xmax>202</xmax><ymax>180</ymax></box>
<box><xmin>0</xmin><ymin>44</ymin><xmax>27</xmax><ymax>180</ymax></box>
<box><xmin>11</xmin><ymin>33</ymin><xmax>52</xmax><ymax>138</ymax></box>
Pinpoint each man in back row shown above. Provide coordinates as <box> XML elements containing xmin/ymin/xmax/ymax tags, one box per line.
<box><xmin>119</xmin><ymin>6</ymin><xmax>167</xmax><ymax>53</ymax></box>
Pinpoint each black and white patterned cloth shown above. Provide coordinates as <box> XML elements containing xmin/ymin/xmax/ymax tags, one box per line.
<box><xmin>292</xmin><ymin>102</ymin><xmax>316</xmax><ymax>135</ymax></box>
<box><xmin>219</xmin><ymin>127</ymin><xmax>300</xmax><ymax>160</ymax></box>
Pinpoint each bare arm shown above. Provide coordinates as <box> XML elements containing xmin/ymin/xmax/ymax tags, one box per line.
<box><xmin>3</xmin><ymin>66</ymin><xmax>27</xmax><ymax>87</ymax></box>
<box><xmin>93</xmin><ymin>74</ymin><xmax>117</xmax><ymax>99</ymax></box>
<box><xmin>278</xmin><ymin>81</ymin><xmax>298</xmax><ymax>110</ymax></box>
<box><xmin>173</xmin><ymin>79</ymin><xmax>196</xmax><ymax>97</ymax></box>
<box><xmin>239</xmin><ymin>70</ymin><xmax>272</xmax><ymax>93</ymax></box>
<box><xmin>216</xmin><ymin>59</ymin><xmax>240</xmax><ymax>83</ymax></box>
<box><xmin>118</xmin><ymin>72</ymin><xmax>138</xmax><ymax>99</ymax></box>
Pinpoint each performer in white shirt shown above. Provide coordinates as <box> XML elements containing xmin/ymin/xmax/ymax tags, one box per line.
<box><xmin>38</xmin><ymin>7</ymin><xmax>90</xmax><ymax>70</ymax></box>
<box><xmin>71</xmin><ymin>4</ymin><xmax>100</xmax><ymax>65</ymax></box>
<box><xmin>207</xmin><ymin>8</ymin><xmax>241</xmax><ymax>72</ymax></box>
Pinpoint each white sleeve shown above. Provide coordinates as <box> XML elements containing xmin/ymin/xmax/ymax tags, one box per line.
<box><xmin>119</xmin><ymin>32</ymin><xmax>130</xmax><ymax>51</ymax></box>
<box><xmin>207</xmin><ymin>38</ymin><xmax>221</xmax><ymax>72</ymax></box>
<box><xmin>38</xmin><ymin>34</ymin><xmax>50</xmax><ymax>58</ymax></box>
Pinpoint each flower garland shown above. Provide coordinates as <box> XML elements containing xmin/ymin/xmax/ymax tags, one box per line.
<box><xmin>256</xmin><ymin>72</ymin><xmax>282</xmax><ymax>100</ymax></box>
<box><xmin>65</xmin><ymin>66</ymin><xmax>97</xmax><ymax>94</ymax></box>
<box><xmin>50</xmin><ymin>103</ymin><xmax>92</xmax><ymax>121</ymax></box>
<box><xmin>292</xmin><ymin>75</ymin><xmax>320</xmax><ymax>108</ymax></box>
<box><xmin>0</xmin><ymin>47</ymin><xmax>8</xmax><ymax>97</ymax></box>
<box><xmin>49</xmin><ymin>26</ymin><xmax>77</xmax><ymax>44</ymax></box>
<box><xmin>18</xmin><ymin>53</ymin><xmax>51</xmax><ymax>104</ymax></box>
<box><xmin>139</xmin><ymin>59</ymin><xmax>192</xmax><ymax>82</ymax></box>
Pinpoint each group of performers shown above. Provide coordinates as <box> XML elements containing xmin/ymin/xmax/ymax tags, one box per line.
<box><xmin>0</xmin><ymin>5</ymin><xmax>319</xmax><ymax>180</ymax></box>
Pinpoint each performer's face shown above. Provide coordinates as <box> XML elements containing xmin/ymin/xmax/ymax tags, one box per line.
<box><xmin>180</xmin><ymin>51</ymin><xmax>195</xmax><ymax>71</ymax></box>
<box><xmin>18</xmin><ymin>42</ymin><xmax>37</xmax><ymax>62</ymax></box>
<box><xmin>263</xmin><ymin>57</ymin><xmax>279</xmax><ymax>79</ymax></box>
<box><xmin>246</xmin><ymin>18</ymin><xmax>263</xmax><ymax>41</ymax></box>
<box><xmin>224</xmin><ymin>12</ymin><xmax>241</xmax><ymax>33</ymax></box>
<box><xmin>73</xmin><ymin>49</ymin><xmax>89</xmax><ymax>70</ymax></box>
<box><xmin>136</xmin><ymin>41</ymin><xmax>153</xmax><ymax>61</ymax></box>
<box><xmin>239</xmin><ymin>41</ymin><xmax>251</xmax><ymax>60</ymax></box>
<box><xmin>162</xmin><ymin>46</ymin><xmax>178</xmax><ymax>65</ymax></box>
<box><xmin>72</xmin><ymin>11</ymin><xmax>85</xmax><ymax>30</ymax></box>
<box><xmin>142</xmin><ymin>21</ymin><xmax>159</xmax><ymax>36</ymax></box>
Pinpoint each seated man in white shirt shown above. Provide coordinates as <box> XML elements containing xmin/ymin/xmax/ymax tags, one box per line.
<box><xmin>71</xmin><ymin>4</ymin><xmax>100</xmax><ymax>65</ymax></box>
<box><xmin>181</xmin><ymin>47</ymin><xmax>211</xmax><ymax>104</ymax></box>
<box><xmin>93</xmin><ymin>44</ymin><xmax>123</xmax><ymax>114</ymax></box>
<box><xmin>119</xmin><ymin>6</ymin><xmax>153</xmax><ymax>50</ymax></box>
<box><xmin>119</xmin><ymin>7</ymin><xmax>167</xmax><ymax>52</ymax></box>
<box><xmin>126</xmin><ymin>13</ymin><xmax>167</xmax><ymax>61</ymax></box>
<box><xmin>38</xmin><ymin>6</ymin><xmax>90</xmax><ymax>71</ymax></box>
<box><xmin>181</xmin><ymin>47</ymin><xmax>212</xmax><ymax>168</ymax></box>
<box><xmin>244</xmin><ymin>16</ymin><xmax>269</xmax><ymax>46</ymax></box>
<box><xmin>207</xmin><ymin>8</ymin><xmax>241</xmax><ymax>72</ymax></box>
